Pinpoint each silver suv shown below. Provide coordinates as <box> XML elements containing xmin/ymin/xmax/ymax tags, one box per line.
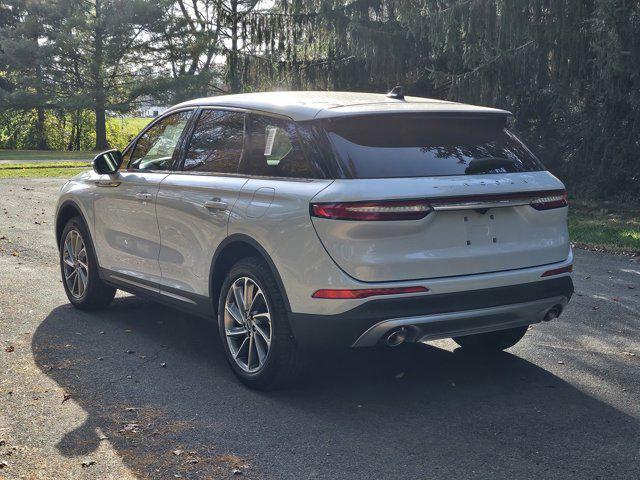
<box><xmin>55</xmin><ymin>91</ymin><xmax>574</xmax><ymax>389</ymax></box>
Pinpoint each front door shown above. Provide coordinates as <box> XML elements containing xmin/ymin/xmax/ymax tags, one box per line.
<box><xmin>93</xmin><ymin>110</ymin><xmax>193</xmax><ymax>286</ymax></box>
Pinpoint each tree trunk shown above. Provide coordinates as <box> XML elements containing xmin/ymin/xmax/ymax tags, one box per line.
<box><xmin>36</xmin><ymin>107</ymin><xmax>47</xmax><ymax>150</ymax></box>
<box><xmin>93</xmin><ymin>0</ymin><xmax>108</xmax><ymax>150</ymax></box>
<box><xmin>227</xmin><ymin>0</ymin><xmax>240</xmax><ymax>93</ymax></box>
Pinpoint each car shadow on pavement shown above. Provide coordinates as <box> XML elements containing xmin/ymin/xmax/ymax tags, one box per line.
<box><xmin>33</xmin><ymin>296</ymin><xmax>639</xmax><ymax>479</ymax></box>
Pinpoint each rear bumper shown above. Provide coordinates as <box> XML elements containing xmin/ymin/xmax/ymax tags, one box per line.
<box><xmin>288</xmin><ymin>276</ymin><xmax>573</xmax><ymax>349</ymax></box>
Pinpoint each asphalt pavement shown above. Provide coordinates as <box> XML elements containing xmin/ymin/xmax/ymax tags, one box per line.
<box><xmin>1</xmin><ymin>178</ymin><xmax>639</xmax><ymax>479</ymax></box>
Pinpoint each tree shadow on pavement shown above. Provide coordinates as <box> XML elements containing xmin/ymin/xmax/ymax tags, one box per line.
<box><xmin>33</xmin><ymin>296</ymin><xmax>639</xmax><ymax>480</ymax></box>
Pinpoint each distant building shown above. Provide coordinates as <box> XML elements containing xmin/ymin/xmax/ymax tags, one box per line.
<box><xmin>137</xmin><ymin>104</ymin><xmax>169</xmax><ymax>118</ymax></box>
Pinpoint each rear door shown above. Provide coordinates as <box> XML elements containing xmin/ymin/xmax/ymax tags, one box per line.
<box><xmin>310</xmin><ymin>114</ymin><xmax>570</xmax><ymax>282</ymax></box>
<box><xmin>155</xmin><ymin>108</ymin><xmax>248</xmax><ymax>299</ymax></box>
<box><xmin>93</xmin><ymin>109</ymin><xmax>193</xmax><ymax>285</ymax></box>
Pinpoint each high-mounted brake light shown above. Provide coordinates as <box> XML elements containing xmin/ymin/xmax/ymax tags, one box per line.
<box><xmin>541</xmin><ymin>264</ymin><xmax>573</xmax><ymax>277</ymax></box>
<box><xmin>530</xmin><ymin>190</ymin><xmax>568</xmax><ymax>210</ymax></box>
<box><xmin>312</xmin><ymin>286</ymin><xmax>428</xmax><ymax>299</ymax></box>
<box><xmin>311</xmin><ymin>200</ymin><xmax>433</xmax><ymax>221</ymax></box>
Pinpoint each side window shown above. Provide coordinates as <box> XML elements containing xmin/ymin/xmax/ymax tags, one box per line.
<box><xmin>128</xmin><ymin>110</ymin><xmax>192</xmax><ymax>171</ymax></box>
<box><xmin>182</xmin><ymin>110</ymin><xmax>245</xmax><ymax>173</ymax></box>
<box><xmin>242</xmin><ymin>114</ymin><xmax>322</xmax><ymax>178</ymax></box>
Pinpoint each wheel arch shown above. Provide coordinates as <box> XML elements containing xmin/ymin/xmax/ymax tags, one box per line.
<box><xmin>209</xmin><ymin>234</ymin><xmax>291</xmax><ymax>315</ymax></box>
<box><xmin>55</xmin><ymin>200</ymin><xmax>89</xmax><ymax>248</ymax></box>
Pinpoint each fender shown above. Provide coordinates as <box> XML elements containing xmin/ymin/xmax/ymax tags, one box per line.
<box><xmin>209</xmin><ymin>233</ymin><xmax>292</xmax><ymax>313</ymax></box>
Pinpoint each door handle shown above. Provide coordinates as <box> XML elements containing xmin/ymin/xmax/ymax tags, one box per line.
<box><xmin>135</xmin><ymin>192</ymin><xmax>153</xmax><ymax>201</ymax></box>
<box><xmin>203</xmin><ymin>198</ymin><xmax>228</xmax><ymax>211</ymax></box>
<box><xmin>95</xmin><ymin>179</ymin><xmax>121</xmax><ymax>187</ymax></box>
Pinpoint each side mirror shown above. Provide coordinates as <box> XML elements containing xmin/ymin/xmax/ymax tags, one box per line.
<box><xmin>93</xmin><ymin>149</ymin><xmax>122</xmax><ymax>174</ymax></box>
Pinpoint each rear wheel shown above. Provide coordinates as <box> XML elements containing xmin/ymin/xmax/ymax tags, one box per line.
<box><xmin>453</xmin><ymin>326</ymin><xmax>528</xmax><ymax>352</ymax></box>
<box><xmin>59</xmin><ymin>217</ymin><xmax>116</xmax><ymax>310</ymax></box>
<box><xmin>217</xmin><ymin>257</ymin><xmax>303</xmax><ymax>390</ymax></box>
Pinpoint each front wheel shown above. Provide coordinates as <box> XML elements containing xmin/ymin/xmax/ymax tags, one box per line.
<box><xmin>217</xmin><ymin>257</ymin><xmax>303</xmax><ymax>390</ymax></box>
<box><xmin>453</xmin><ymin>326</ymin><xmax>528</xmax><ymax>352</ymax></box>
<box><xmin>59</xmin><ymin>217</ymin><xmax>116</xmax><ymax>310</ymax></box>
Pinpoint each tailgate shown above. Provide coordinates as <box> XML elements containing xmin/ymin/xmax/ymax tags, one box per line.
<box><xmin>310</xmin><ymin>173</ymin><xmax>570</xmax><ymax>282</ymax></box>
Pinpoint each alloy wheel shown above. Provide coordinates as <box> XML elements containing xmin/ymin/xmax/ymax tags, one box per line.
<box><xmin>224</xmin><ymin>276</ymin><xmax>272</xmax><ymax>373</ymax></box>
<box><xmin>62</xmin><ymin>229</ymin><xmax>89</xmax><ymax>299</ymax></box>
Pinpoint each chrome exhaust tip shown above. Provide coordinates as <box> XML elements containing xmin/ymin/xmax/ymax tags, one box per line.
<box><xmin>385</xmin><ymin>327</ymin><xmax>408</xmax><ymax>347</ymax></box>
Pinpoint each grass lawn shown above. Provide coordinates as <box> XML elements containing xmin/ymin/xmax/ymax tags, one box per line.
<box><xmin>569</xmin><ymin>203</ymin><xmax>640</xmax><ymax>255</ymax></box>
<box><xmin>0</xmin><ymin>161</ymin><xmax>90</xmax><ymax>179</ymax></box>
<box><xmin>0</xmin><ymin>150</ymin><xmax>94</xmax><ymax>162</ymax></box>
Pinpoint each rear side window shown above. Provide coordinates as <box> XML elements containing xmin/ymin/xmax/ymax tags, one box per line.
<box><xmin>322</xmin><ymin>114</ymin><xmax>544</xmax><ymax>178</ymax></box>
<box><xmin>241</xmin><ymin>114</ymin><xmax>322</xmax><ymax>178</ymax></box>
<box><xmin>182</xmin><ymin>109</ymin><xmax>245</xmax><ymax>173</ymax></box>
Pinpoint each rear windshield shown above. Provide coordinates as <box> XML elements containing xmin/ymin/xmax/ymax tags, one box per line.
<box><xmin>321</xmin><ymin>114</ymin><xmax>544</xmax><ymax>178</ymax></box>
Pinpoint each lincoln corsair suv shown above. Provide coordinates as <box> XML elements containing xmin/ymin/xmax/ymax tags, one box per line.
<box><xmin>55</xmin><ymin>91</ymin><xmax>573</xmax><ymax>389</ymax></box>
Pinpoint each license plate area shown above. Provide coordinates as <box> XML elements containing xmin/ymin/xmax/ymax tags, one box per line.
<box><xmin>464</xmin><ymin>211</ymin><xmax>497</xmax><ymax>246</ymax></box>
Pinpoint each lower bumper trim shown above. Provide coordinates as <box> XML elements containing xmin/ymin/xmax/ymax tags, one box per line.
<box><xmin>352</xmin><ymin>296</ymin><xmax>568</xmax><ymax>347</ymax></box>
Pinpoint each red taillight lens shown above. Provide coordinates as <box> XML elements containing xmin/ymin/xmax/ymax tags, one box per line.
<box><xmin>311</xmin><ymin>200</ymin><xmax>433</xmax><ymax>221</ymax></box>
<box><xmin>541</xmin><ymin>264</ymin><xmax>573</xmax><ymax>277</ymax></box>
<box><xmin>312</xmin><ymin>286</ymin><xmax>428</xmax><ymax>299</ymax></box>
<box><xmin>530</xmin><ymin>190</ymin><xmax>568</xmax><ymax>210</ymax></box>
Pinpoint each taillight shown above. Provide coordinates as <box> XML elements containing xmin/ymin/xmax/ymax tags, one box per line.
<box><xmin>530</xmin><ymin>190</ymin><xmax>568</xmax><ymax>210</ymax></box>
<box><xmin>541</xmin><ymin>264</ymin><xmax>573</xmax><ymax>277</ymax></box>
<box><xmin>311</xmin><ymin>200</ymin><xmax>433</xmax><ymax>221</ymax></box>
<box><xmin>312</xmin><ymin>286</ymin><xmax>428</xmax><ymax>299</ymax></box>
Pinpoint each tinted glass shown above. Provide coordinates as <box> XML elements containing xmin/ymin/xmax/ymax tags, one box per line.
<box><xmin>322</xmin><ymin>115</ymin><xmax>544</xmax><ymax>178</ymax></box>
<box><xmin>183</xmin><ymin>110</ymin><xmax>245</xmax><ymax>173</ymax></box>
<box><xmin>129</xmin><ymin>110</ymin><xmax>192</xmax><ymax>171</ymax></box>
<box><xmin>242</xmin><ymin>115</ymin><xmax>322</xmax><ymax>178</ymax></box>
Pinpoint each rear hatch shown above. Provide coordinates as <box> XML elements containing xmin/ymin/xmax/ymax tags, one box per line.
<box><xmin>309</xmin><ymin>113</ymin><xmax>570</xmax><ymax>282</ymax></box>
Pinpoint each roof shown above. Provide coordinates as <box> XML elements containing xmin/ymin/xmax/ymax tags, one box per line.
<box><xmin>170</xmin><ymin>91</ymin><xmax>511</xmax><ymax>122</ymax></box>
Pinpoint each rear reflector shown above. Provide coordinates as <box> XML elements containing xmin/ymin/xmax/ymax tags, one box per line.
<box><xmin>530</xmin><ymin>190</ymin><xmax>568</xmax><ymax>210</ymax></box>
<box><xmin>311</xmin><ymin>200</ymin><xmax>433</xmax><ymax>221</ymax></box>
<box><xmin>541</xmin><ymin>264</ymin><xmax>573</xmax><ymax>277</ymax></box>
<box><xmin>312</xmin><ymin>286</ymin><xmax>429</xmax><ymax>299</ymax></box>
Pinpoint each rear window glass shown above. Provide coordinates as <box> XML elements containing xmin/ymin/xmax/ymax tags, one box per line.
<box><xmin>241</xmin><ymin>114</ymin><xmax>323</xmax><ymax>179</ymax></box>
<box><xmin>322</xmin><ymin>115</ymin><xmax>544</xmax><ymax>178</ymax></box>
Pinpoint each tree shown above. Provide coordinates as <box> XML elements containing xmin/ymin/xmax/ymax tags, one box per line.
<box><xmin>0</xmin><ymin>0</ymin><xmax>55</xmax><ymax>149</ymax></box>
<box><xmin>52</xmin><ymin>0</ymin><xmax>165</xmax><ymax>149</ymax></box>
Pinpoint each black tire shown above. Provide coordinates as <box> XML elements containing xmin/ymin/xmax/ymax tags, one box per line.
<box><xmin>217</xmin><ymin>256</ymin><xmax>304</xmax><ymax>390</ymax></box>
<box><xmin>453</xmin><ymin>326</ymin><xmax>528</xmax><ymax>352</ymax></box>
<box><xmin>59</xmin><ymin>216</ymin><xmax>116</xmax><ymax>310</ymax></box>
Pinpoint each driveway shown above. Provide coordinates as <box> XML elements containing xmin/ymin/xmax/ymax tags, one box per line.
<box><xmin>1</xmin><ymin>178</ymin><xmax>639</xmax><ymax>479</ymax></box>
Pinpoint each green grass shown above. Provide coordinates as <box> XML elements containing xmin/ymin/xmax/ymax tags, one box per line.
<box><xmin>0</xmin><ymin>161</ymin><xmax>90</xmax><ymax>179</ymax></box>
<box><xmin>568</xmin><ymin>203</ymin><xmax>640</xmax><ymax>254</ymax></box>
<box><xmin>0</xmin><ymin>150</ymin><xmax>94</xmax><ymax>162</ymax></box>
